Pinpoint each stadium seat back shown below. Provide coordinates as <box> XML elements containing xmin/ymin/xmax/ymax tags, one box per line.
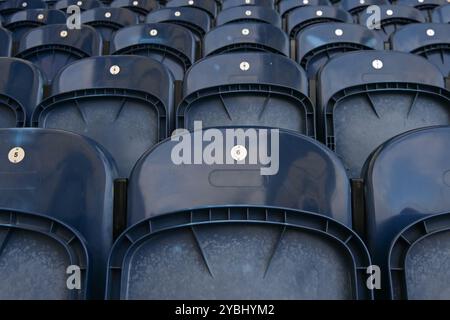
<box><xmin>203</xmin><ymin>22</ymin><xmax>289</xmax><ymax>57</ymax></box>
<box><xmin>110</xmin><ymin>23</ymin><xmax>196</xmax><ymax>81</ymax></box>
<box><xmin>287</xmin><ymin>6</ymin><xmax>353</xmax><ymax>40</ymax></box>
<box><xmin>145</xmin><ymin>7</ymin><xmax>210</xmax><ymax>42</ymax></box>
<box><xmin>81</xmin><ymin>8</ymin><xmax>139</xmax><ymax>43</ymax></box>
<box><xmin>0</xmin><ymin>0</ymin><xmax>46</xmax><ymax>19</ymax></box>
<box><xmin>166</xmin><ymin>0</ymin><xmax>217</xmax><ymax>18</ymax></box>
<box><xmin>16</xmin><ymin>24</ymin><xmax>102</xmax><ymax>85</ymax></box>
<box><xmin>296</xmin><ymin>23</ymin><xmax>384</xmax><ymax>79</ymax></box>
<box><xmin>216</xmin><ymin>5</ymin><xmax>282</xmax><ymax>28</ymax></box>
<box><xmin>32</xmin><ymin>55</ymin><xmax>173</xmax><ymax>177</ymax></box>
<box><xmin>0</xmin><ymin>128</ymin><xmax>117</xmax><ymax>298</ymax></box>
<box><xmin>4</xmin><ymin>9</ymin><xmax>67</xmax><ymax>43</ymax></box>
<box><xmin>106</xmin><ymin>207</ymin><xmax>371</xmax><ymax>299</ymax></box>
<box><xmin>358</xmin><ymin>5</ymin><xmax>426</xmax><ymax>43</ymax></box>
<box><xmin>0</xmin><ymin>57</ymin><xmax>43</xmax><ymax>126</ymax></box>
<box><xmin>319</xmin><ymin>51</ymin><xmax>450</xmax><ymax>178</ymax></box>
<box><xmin>391</xmin><ymin>23</ymin><xmax>450</xmax><ymax>77</ymax></box>
<box><xmin>128</xmin><ymin>128</ymin><xmax>350</xmax><ymax>226</ymax></box>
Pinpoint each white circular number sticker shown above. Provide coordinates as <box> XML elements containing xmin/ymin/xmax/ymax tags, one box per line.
<box><xmin>230</xmin><ymin>145</ymin><xmax>247</xmax><ymax>161</ymax></box>
<box><xmin>8</xmin><ymin>147</ymin><xmax>25</xmax><ymax>164</ymax></box>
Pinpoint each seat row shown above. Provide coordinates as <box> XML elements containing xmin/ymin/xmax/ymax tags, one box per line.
<box><xmin>1</xmin><ymin>46</ymin><xmax>450</xmax><ymax>177</ymax></box>
<box><xmin>0</xmin><ymin>125</ymin><xmax>448</xmax><ymax>299</ymax></box>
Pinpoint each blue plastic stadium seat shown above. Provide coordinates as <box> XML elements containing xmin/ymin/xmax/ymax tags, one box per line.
<box><xmin>110</xmin><ymin>23</ymin><xmax>196</xmax><ymax>81</ymax></box>
<box><xmin>318</xmin><ymin>51</ymin><xmax>450</xmax><ymax>178</ymax></box>
<box><xmin>15</xmin><ymin>24</ymin><xmax>102</xmax><ymax>85</ymax></box>
<box><xmin>391</xmin><ymin>23</ymin><xmax>450</xmax><ymax>77</ymax></box>
<box><xmin>177</xmin><ymin>53</ymin><xmax>314</xmax><ymax>136</ymax></box>
<box><xmin>286</xmin><ymin>6</ymin><xmax>353</xmax><ymax>40</ymax></box>
<box><xmin>0</xmin><ymin>128</ymin><xmax>117</xmax><ymax>299</ymax></box>
<box><xmin>278</xmin><ymin>0</ymin><xmax>331</xmax><ymax>19</ymax></box>
<box><xmin>432</xmin><ymin>4</ymin><xmax>450</xmax><ymax>22</ymax></box>
<box><xmin>32</xmin><ymin>55</ymin><xmax>173</xmax><ymax>177</ymax></box>
<box><xmin>0</xmin><ymin>57</ymin><xmax>43</xmax><ymax>126</ymax></box>
<box><xmin>110</xmin><ymin>0</ymin><xmax>159</xmax><ymax>22</ymax></box>
<box><xmin>165</xmin><ymin>0</ymin><xmax>217</xmax><ymax>18</ymax></box>
<box><xmin>396</xmin><ymin>0</ymin><xmax>447</xmax><ymax>20</ymax></box>
<box><xmin>145</xmin><ymin>7</ymin><xmax>211</xmax><ymax>43</ymax></box>
<box><xmin>222</xmin><ymin>0</ymin><xmax>275</xmax><ymax>10</ymax></box>
<box><xmin>127</xmin><ymin>128</ymin><xmax>351</xmax><ymax>225</ymax></box>
<box><xmin>0</xmin><ymin>209</ymin><xmax>89</xmax><ymax>299</ymax></box>
<box><xmin>203</xmin><ymin>22</ymin><xmax>289</xmax><ymax>57</ymax></box>
<box><xmin>363</xmin><ymin>126</ymin><xmax>450</xmax><ymax>299</ymax></box>
<box><xmin>0</xmin><ymin>0</ymin><xmax>46</xmax><ymax>19</ymax></box>
<box><xmin>339</xmin><ymin>0</ymin><xmax>389</xmax><ymax>21</ymax></box>
<box><xmin>106</xmin><ymin>206</ymin><xmax>371</xmax><ymax>299</ymax></box>
<box><xmin>296</xmin><ymin>23</ymin><xmax>383</xmax><ymax>79</ymax></box>
<box><xmin>358</xmin><ymin>5</ymin><xmax>426</xmax><ymax>43</ymax></box>
<box><xmin>81</xmin><ymin>8</ymin><xmax>139</xmax><ymax>43</ymax></box>
<box><xmin>0</xmin><ymin>27</ymin><xmax>12</xmax><ymax>56</ymax></box>
<box><xmin>4</xmin><ymin>9</ymin><xmax>66</xmax><ymax>43</ymax></box>
<box><xmin>54</xmin><ymin>0</ymin><xmax>103</xmax><ymax>11</ymax></box>
<box><xmin>389</xmin><ymin>212</ymin><xmax>450</xmax><ymax>300</ymax></box>
<box><xmin>216</xmin><ymin>5</ymin><xmax>282</xmax><ymax>28</ymax></box>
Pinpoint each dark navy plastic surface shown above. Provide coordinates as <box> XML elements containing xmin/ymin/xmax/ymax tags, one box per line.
<box><xmin>203</xmin><ymin>22</ymin><xmax>289</xmax><ymax>56</ymax></box>
<box><xmin>110</xmin><ymin>0</ymin><xmax>159</xmax><ymax>21</ymax></box>
<box><xmin>319</xmin><ymin>50</ymin><xmax>450</xmax><ymax>178</ymax></box>
<box><xmin>391</xmin><ymin>23</ymin><xmax>450</xmax><ymax>77</ymax></box>
<box><xmin>0</xmin><ymin>27</ymin><xmax>12</xmax><ymax>56</ymax></box>
<box><xmin>166</xmin><ymin>0</ymin><xmax>217</xmax><ymax>18</ymax></box>
<box><xmin>0</xmin><ymin>128</ymin><xmax>117</xmax><ymax>299</ymax></box>
<box><xmin>296</xmin><ymin>23</ymin><xmax>383</xmax><ymax>79</ymax></box>
<box><xmin>128</xmin><ymin>127</ymin><xmax>350</xmax><ymax>226</ymax></box>
<box><xmin>0</xmin><ymin>57</ymin><xmax>43</xmax><ymax>127</ymax></box>
<box><xmin>0</xmin><ymin>0</ymin><xmax>46</xmax><ymax>18</ymax></box>
<box><xmin>358</xmin><ymin>5</ymin><xmax>426</xmax><ymax>42</ymax></box>
<box><xmin>0</xmin><ymin>209</ymin><xmax>89</xmax><ymax>299</ymax></box>
<box><xmin>278</xmin><ymin>0</ymin><xmax>331</xmax><ymax>18</ymax></box>
<box><xmin>110</xmin><ymin>23</ymin><xmax>196</xmax><ymax>81</ymax></box>
<box><xmin>107</xmin><ymin>206</ymin><xmax>371</xmax><ymax>299</ymax></box>
<box><xmin>396</xmin><ymin>0</ymin><xmax>447</xmax><ymax>20</ymax></box>
<box><xmin>287</xmin><ymin>6</ymin><xmax>353</xmax><ymax>39</ymax></box>
<box><xmin>81</xmin><ymin>8</ymin><xmax>139</xmax><ymax>43</ymax></box>
<box><xmin>222</xmin><ymin>0</ymin><xmax>274</xmax><ymax>10</ymax></box>
<box><xmin>16</xmin><ymin>24</ymin><xmax>102</xmax><ymax>85</ymax></box>
<box><xmin>339</xmin><ymin>0</ymin><xmax>389</xmax><ymax>17</ymax></box>
<box><xmin>32</xmin><ymin>55</ymin><xmax>173</xmax><ymax>177</ymax></box>
<box><xmin>216</xmin><ymin>5</ymin><xmax>282</xmax><ymax>28</ymax></box>
<box><xmin>145</xmin><ymin>7</ymin><xmax>211</xmax><ymax>41</ymax></box>
<box><xmin>4</xmin><ymin>9</ymin><xmax>67</xmax><ymax>43</ymax></box>
<box><xmin>364</xmin><ymin>126</ymin><xmax>450</xmax><ymax>299</ymax></box>
<box><xmin>389</xmin><ymin>212</ymin><xmax>450</xmax><ymax>300</ymax></box>
<box><xmin>178</xmin><ymin>53</ymin><xmax>314</xmax><ymax>136</ymax></box>
<box><xmin>54</xmin><ymin>0</ymin><xmax>103</xmax><ymax>11</ymax></box>
<box><xmin>431</xmin><ymin>4</ymin><xmax>450</xmax><ymax>23</ymax></box>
